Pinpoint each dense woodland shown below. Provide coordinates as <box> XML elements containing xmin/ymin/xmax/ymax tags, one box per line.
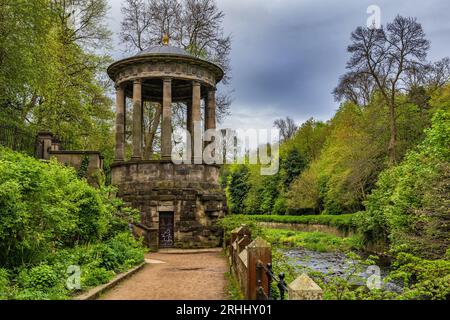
<box><xmin>221</xmin><ymin>15</ymin><xmax>450</xmax><ymax>298</ymax></box>
<box><xmin>0</xmin><ymin>0</ymin><xmax>449</xmax><ymax>300</ymax></box>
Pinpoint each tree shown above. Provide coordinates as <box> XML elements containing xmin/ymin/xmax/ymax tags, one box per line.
<box><xmin>0</xmin><ymin>0</ymin><xmax>114</xmax><ymax>162</ymax></box>
<box><xmin>273</xmin><ymin>117</ymin><xmax>298</xmax><ymax>141</ymax></box>
<box><xmin>333</xmin><ymin>71</ymin><xmax>375</xmax><ymax>107</ymax></box>
<box><xmin>227</xmin><ymin>165</ymin><xmax>249</xmax><ymax>215</ymax></box>
<box><xmin>281</xmin><ymin>148</ymin><xmax>306</xmax><ymax>188</ymax></box>
<box><xmin>337</xmin><ymin>16</ymin><xmax>430</xmax><ymax>165</ymax></box>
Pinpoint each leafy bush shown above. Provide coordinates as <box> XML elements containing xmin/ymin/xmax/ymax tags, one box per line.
<box><xmin>0</xmin><ymin>268</ymin><xmax>9</xmax><ymax>300</ymax></box>
<box><xmin>360</xmin><ymin>109</ymin><xmax>450</xmax><ymax>258</ymax></box>
<box><xmin>0</xmin><ymin>148</ymin><xmax>146</xmax><ymax>300</ymax></box>
<box><xmin>387</xmin><ymin>252</ymin><xmax>450</xmax><ymax>300</ymax></box>
<box><xmin>22</xmin><ymin>265</ymin><xmax>58</xmax><ymax>291</ymax></box>
<box><xmin>81</xmin><ymin>267</ymin><xmax>115</xmax><ymax>288</ymax></box>
<box><xmin>0</xmin><ymin>147</ymin><xmax>132</xmax><ymax>268</ymax></box>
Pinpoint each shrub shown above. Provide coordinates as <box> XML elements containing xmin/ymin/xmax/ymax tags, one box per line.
<box><xmin>81</xmin><ymin>267</ymin><xmax>115</xmax><ymax>288</ymax></box>
<box><xmin>360</xmin><ymin>109</ymin><xmax>450</xmax><ymax>258</ymax></box>
<box><xmin>19</xmin><ymin>265</ymin><xmax>58</xmax><ymax>291</ymax></box>
<box><xmin>0</xmin><ymin>147</ymin><xmax>132</xmax><ymax>268</ymax></box>
<box><xmin>0</xmin><ymin>268</ymin><xmax>9</xmax><ymax>300</ymax></box>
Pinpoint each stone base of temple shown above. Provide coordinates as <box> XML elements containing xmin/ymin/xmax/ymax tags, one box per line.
<box><xmin>111</xmin><ymin>160</ymin><xmax>226</xmax><ymax>250</ymax></box>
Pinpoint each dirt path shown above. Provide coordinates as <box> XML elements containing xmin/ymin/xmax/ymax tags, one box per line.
<box><xmin>99</xmin><ymin>248</ymin><xmax>229</xmax><ymax>300</ymax></box>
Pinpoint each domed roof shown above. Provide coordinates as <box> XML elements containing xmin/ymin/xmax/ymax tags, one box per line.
<box><xmin>107</xmin><ymin>37</ymin><xmax>224</xmax><ymax>84</ymax></box>
<box><xmin>135</xmin><ymin>45</ymin><xmax>193</xmax><ymax>58</ymax></box>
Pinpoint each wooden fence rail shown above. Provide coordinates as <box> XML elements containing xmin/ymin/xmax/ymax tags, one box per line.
<box><xmin>227</xmin><ymin>224</ymin><xmax>323</xmax><ymax>300</ymax></box>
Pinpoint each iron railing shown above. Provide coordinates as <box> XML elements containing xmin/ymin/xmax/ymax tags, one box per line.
<box><xmin>256</xmin><ymin>261</ymin><xmax>289</xmax><ymax>300</ymax></box>
<box><xmin>0</xmin><ymin>124</ymin><xmax>36</xmax><ymax>156</ymax></box>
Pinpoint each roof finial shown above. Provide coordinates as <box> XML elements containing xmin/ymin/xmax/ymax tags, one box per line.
<box><xmin>162</xmin><ymin>34</ymin><xmax>169</xmax><ymax>46</ymax></box>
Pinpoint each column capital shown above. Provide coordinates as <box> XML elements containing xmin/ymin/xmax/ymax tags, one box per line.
<box><xmin>163</xmin><ymin>77</ymin><xmax>172</xmax><ymax>83</ymax></box>
<box><xmin>192</xmin><ymin>80</ymin><xmax>201</xmax><ymax>87</ymax></box>
<box><xmin>133</xmin><ymin>78</ymin><xmax>142</xmax><ymax>85</ymax></box>
<box><xmin>115</xmin><ymin>82</ymin><xmax>124</xmax><ymax>90</ymax></box>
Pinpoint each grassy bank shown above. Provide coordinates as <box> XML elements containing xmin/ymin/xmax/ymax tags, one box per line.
<box><xmin>224</xmin><ymin>214</ymin><xmax>357</xmax><ymax>231</ymax></box>
<box><xmin>219</xmin><ymin>214</ymin><xmax>362</xmax><ymax>253</ymax></box>
<box><xmin>263</xmin><ymin>229</ymin><xmax>363</xmax><ymax>252</ymax></box>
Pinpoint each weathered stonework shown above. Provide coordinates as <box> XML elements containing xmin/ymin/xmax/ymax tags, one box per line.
<box><xmin>112</xmin><ymin>160</ymin><xmax>226</xmax><ymax>250</ymax></box>
<box><xmin>108</xmin><ymin>42</ymin><xmax>226</xmax><ymax>250</ymax></box>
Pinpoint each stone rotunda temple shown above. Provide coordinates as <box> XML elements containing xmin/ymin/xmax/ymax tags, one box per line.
<box><xmin>107</xmin><ymin>37</ymin><xmax>226</xmax><ymax>250</ymax></box>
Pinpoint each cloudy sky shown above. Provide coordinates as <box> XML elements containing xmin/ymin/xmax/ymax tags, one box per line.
<box><xmin>106</xmin><ymin>0</ymin><xmax>450</xmax><ymax>130</ymax></box>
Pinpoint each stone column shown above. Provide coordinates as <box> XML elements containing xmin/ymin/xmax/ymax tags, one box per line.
<box><xmin>36</xmin><ymin>132</ymin><xmax>54</xmax><ymax>160</ymax></box>
<box><xmin>132</xmin><ymin>79</ymin><xmax>142</xmax><ymax>160</ymax></box>
<box><xmin>115</xmin><ymin>84</ymin><xmax>126</xmax><ymax>161</ymax></box>
<box><xmin>205</xmin><ymin>87</ymin><xmax>216</xmax><ymax>131</ymax></box>
<box><xmin>186</xmin><ymin>100</ymin><xmax>192</xmax><ymax>157</ymax></box>
<box><xmin>192</xmin><ymin>81</ymin><xmax>202</xmax><ymax>163</ymax></box>
<box><xmin>161</xmin><ymin>78</ymin><xmax>172</xmax><ymax>160</ymax></box>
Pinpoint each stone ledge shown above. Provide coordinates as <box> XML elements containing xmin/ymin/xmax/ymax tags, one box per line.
<box><xmin>111</xmin><ymin>160</ymin><xmax>221</xmax><ymax>169</ymax></box>
<box><xmin>73</xmin><ymin>262</ymin><xmax>146</xmax><ymax>300</ymax></box>
<box><xmin>157</xmin><ymin>248</ymin><xmax>222</xmax><ymax>254</ymax></box>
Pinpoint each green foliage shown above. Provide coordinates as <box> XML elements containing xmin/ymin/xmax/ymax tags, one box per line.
<box><xmin>387</xmin><ymin>252</ymin><xmax>450</xmax><ymax>300</ymax></box>
<box><xmin>280</xmin><ymin>148</ymin><xmax>306</xmax><ymax>188</ymax></box>
<box><xmin>0</xmin><ymin>148</ymin><xmax>146</xmax><ymax>300</ymax></box>
<box><xmin>226</xmin><ymin>165</ymin><xmax>250</xmax><ymax>214</ymax></box>
<box><xmin>81</xmin><ymin>267</ymin><xmax>115</xmax><ymax>288</ymax></box>
<box><xmin>221</xmin><ymin>213</ymin><xmax>357</xmax><ymax>231</ymax></box>
<box><xmin>0</xmin><ymin>147</ymin><xmax>133</xmax><ymax>267</ymax></box>
<box><xmin>0</xmin><ymin>0</ymin><xmax>115</xmax><ymax>165</ymax></box>
<box><xmin>77</xmin><ymin>153</ymin><xmax>90</xmax><ymax>179</ymax></box>
<box><xmin>19</xmin><ymin>265</ymin><xmax>58</xmax><ymax>291</ymax></box>
<box><xmin>0</xmin><ymin>268</ymin><xmax>9</xmax><ymax>300</ymax></box>
<box><xmin>360</xmin><ymin>109</ymin><xmax>450</xmax><ymax>258</ymax></box>
<box><xmin>8</xmin><ymin>232</ymin><xmax>145</xmax><ymax>300</ymax></box>
<box><xmin>220</xmin><ymin>214</ymin><xmax>361</xmax><ymax>252</ymax></box>
<box><xmin>224</xmin><ymin>271</ymin><xmax>244</xmax><ymax>300</ymax></box>
<box><xmin>262</xmin><ymin>229</ymin><xmax>363</xmax><ymax>252</ymax></box>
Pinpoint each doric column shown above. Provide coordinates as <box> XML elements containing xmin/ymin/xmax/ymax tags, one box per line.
<box><xmin>192</xmin><ymin>81</ymin><xmax>202</xmax><ymax>162</ymax></box>
<box><xmin>186</xmin><ymin>100</ymin><xmax>192</xmax><ymax>156</ymax></box>
<box><xmin>161</xmin><ymin>78</ymin><xmax>172</xmax><ymax>160</ymax></box>
<box><xmin>115</xmin><ymin>84</ymin><xmax>126</xmax><ymax>161</ymax></box>
<box><xmin>132</xmin><ymin>79</ymin><xmax>142</xmax><ymax>160</ymax></box>
<box><xmin>205</xmin><ymin>87</ymin><xmax>216</xmax><ymax>131</ymax></box>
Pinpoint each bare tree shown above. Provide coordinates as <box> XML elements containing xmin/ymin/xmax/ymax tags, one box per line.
<box><xmin>333</xmin><ymin>71</ymin><xmax>375</xmax><ymax>107</ymax></box>
<box><xmin>336</xmin><ymin>15</ymin><xmax>430</xmax><ymax>165</ymax></box>
<box><xmin>52</xmin><ymin>0</ymin><xmax>111</xmax><ymax>49</ymax></box>
<box><xmin>120</xmin><ymin>0</ymin><xmax>152</xmax><ymax>51</ymax></box>
<box><xmin>274</xmin><ymin>117</ymin><xmax>298</xmax><ymax>141</ymax></box>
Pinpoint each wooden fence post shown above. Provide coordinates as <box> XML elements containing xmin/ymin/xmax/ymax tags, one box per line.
<box><xmin>288</xmin><ymin>273</ymin><xmax>323</xmax><ymax>300</ymax></box>
<box><xmin>246</xmin><ymin>237</ymin><xmax>271</xmax><ymax>300</ymax></box>
<box><xmin>237</xmin><ymin>234</ymin><xmax>252</xmax><ymax>253</ymax></box>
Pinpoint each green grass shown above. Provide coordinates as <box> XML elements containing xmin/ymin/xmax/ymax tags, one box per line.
<box><xmin>224</xmin><ymin>271</ymin><xmax>244</xmax><ymax>300</ymax></box>
<box><xmin>262</xmin><ymin>229</ymin><xmax>363</xmax><ymax>252</ymax></box>
<box><xmin>221</xmin><ymin>214</ymin><xmax>358</xmax><ymax>232</ymax></box>
<box><xmin>219</xmin><ymin>215</ymin><xmax>363</xmax><ymax>253</ymax></box>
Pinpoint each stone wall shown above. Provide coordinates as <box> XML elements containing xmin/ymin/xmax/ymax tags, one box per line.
<box><xmin>257</xmin><ymin>222</ymin><xmax>355</xmax><ymax>237</ymax></box>
<box><xmin>111</xmin><ymin>160</ymin><xmax>226</xmax><ymax>250</ymax></box>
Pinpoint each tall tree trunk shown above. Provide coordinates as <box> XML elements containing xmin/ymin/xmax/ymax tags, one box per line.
<box><xmin>144</xmin><ymin>104</ymin><xmax>162</xmax><ymax>160</ymax></box>
<box><xmin>388</xmin><ymin>101</ymin><xmax>397</xmax><ymax>166</ymax></box>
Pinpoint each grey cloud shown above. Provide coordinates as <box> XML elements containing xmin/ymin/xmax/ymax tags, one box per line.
<box><xmin>107</xmin><ymin>0</ymin><xmax>450</xmax><ymax>130</ymax></box>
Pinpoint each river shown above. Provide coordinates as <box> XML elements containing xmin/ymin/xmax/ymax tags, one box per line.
<box><xmin>283</xmin><ymin>248</ymin><xmax>402</xmax><ymax>292</ymax></box>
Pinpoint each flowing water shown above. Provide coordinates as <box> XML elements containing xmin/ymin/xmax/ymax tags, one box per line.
<box><xmin>283</xmin><ymin>248</ymin><xmax>402</xmax><ymax>292</ymax></box>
